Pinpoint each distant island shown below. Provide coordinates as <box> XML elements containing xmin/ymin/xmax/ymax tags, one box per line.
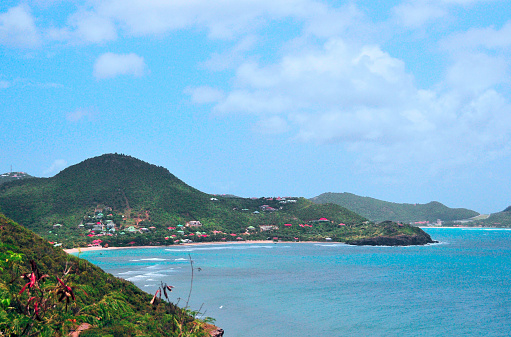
<box><xmin>310</xmin><ymin>192</ymin><xmax>479</xmax><ymax>223</ymax></box>
<box><xmin>0</xmin><ymin>154</ymin><xmax>434</xmax><ymax>248</ymax></box>
<box><xmin>311</xmin><ymin>192</ymin><xmax>511</xmax><ymax>228</ymax></box>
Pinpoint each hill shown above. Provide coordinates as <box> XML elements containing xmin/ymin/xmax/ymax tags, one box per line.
<box><xmin>0</xmin><ymin>154</ymin><xmax>433</xmax><ymax>247</ymax></box>
<box><xmin>463</xmin><ymin>207</ymin><xmax>511</xmax><ymax>227</ymax></box>
<box><xmin>0</xmin><ymin>213</ymin><xmax>214</xmax><ymax>336</ymax></box>
<box><xmin>310</xmin><ymin>192</ymin><xmax>479</xmax><ymax>223</ymax></box>
<box><xmin>0</xmin><ymin>172</ymin><xmax>33</xmax><ymax>185</ymax></box>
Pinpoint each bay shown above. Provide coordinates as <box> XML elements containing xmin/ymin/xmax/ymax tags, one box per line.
<box><xmin>75</xmin><ymin>228</ymin><xmax>511</xmax><ymax>336</ymax></box>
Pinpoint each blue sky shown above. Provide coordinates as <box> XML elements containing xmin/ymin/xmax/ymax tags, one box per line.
<box><xmin>1</xmin><ymin>0</ymin><xmax>511</xmax><ymax>214</ymax></box>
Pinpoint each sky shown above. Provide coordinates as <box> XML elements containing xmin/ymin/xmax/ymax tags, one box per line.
<box><xmin>1</xmin><ymin>0</ymin><xmax>511</xmax><ymax>214</ymax></box>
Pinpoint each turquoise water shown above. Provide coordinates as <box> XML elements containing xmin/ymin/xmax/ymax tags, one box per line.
<box><xmin>77</xmin><ymin>228</ymin><xmax>511</xmax><ymax>336</ymax></box>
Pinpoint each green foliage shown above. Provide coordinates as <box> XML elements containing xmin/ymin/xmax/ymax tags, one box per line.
<box><xmin>311</xmin><ymin>192</ymin><xmax>479</xmax><ymax>223</ymax></box>
<box><xmin>0</xmin><ymin>213</ymin><xmax>210</xmax><ymax>336</ymax></box>
<box><xmin>468</xmin><ymin>209</ymin><xmax>511</xmax><ymax>227</ymax></box>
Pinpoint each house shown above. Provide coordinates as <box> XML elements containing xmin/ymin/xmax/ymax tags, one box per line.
<box><xmin>127</xmin><ymin>226</ymin><xmax>138</xmax><ymax>233</ymax></box>
<box><xmin>186</xmin><ymin>221</ymin><xmax>202</xmax><ymax>227</ymax></box>
<box><xmin>92</xmin><ymin>224</ymin><xmax>104</xmax><ymax>231</ymax></box>
<box><xmin>259</xmin><ymin>225</ymin><xmax>279</xmax><ymax>231</ymax></box>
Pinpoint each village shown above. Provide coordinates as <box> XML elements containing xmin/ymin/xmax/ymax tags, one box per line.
<box><xmin>48</xmin><ymin>198</ymin><xmax>344</xmax><ymax>248</ymax></box>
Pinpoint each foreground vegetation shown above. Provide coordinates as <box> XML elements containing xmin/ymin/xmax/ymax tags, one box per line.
<box><xmin>0</xmin><ymin>213</ymin><xmax>213</xmax><ymax>336</ymax></box>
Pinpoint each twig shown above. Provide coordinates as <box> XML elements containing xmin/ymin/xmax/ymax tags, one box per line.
<box><xmin>185</xmin><ymin>253</ymin><xmax>194</xmax><ymax>308</ymax></box>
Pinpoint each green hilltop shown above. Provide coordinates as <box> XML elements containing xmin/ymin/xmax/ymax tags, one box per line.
<box><xmin>0</xmin><ymin>154</ymin><xmax>433</xmax><ymax>247</ymax></box>
<box><xmin>311</xmin><ymin>192</ymin><xmax>479</xmax><ymax>224</ymax></box>
<box><xmin>0</xmin><ymin>172</ymin><xmax>33</xmax><ymax>185</ymax></box>
<box><xmin>0</xmin><ymin>213</ymin><xmax>214</xmax><ymax>336</ymax></box>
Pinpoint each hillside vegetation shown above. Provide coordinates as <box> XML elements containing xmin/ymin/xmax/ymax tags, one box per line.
<box><xmin>0</xmin><ymin>154</ymin><xmax>433</xmax><ymax>247</ymax></box>
<box><xmin>311</xmin><ymin>192</ymin><xmax>479</xmax><ymax>223</ymax></box>
<box><xmin>0</xmin><ymin>213</ymin><xmax>212</xmax><ymax>336</ymax></box>
<box><xmin>464</xmin><ymin>207</ymin><xmax>511</xmax><ymax>227</ymax></box>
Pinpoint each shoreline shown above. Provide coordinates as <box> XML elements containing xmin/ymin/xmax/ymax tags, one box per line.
<box><xmin>64</xmin><ymin>227</ymin><xmax>511</xmax><ymax>254</ymax></box>
<box><xmin>63</xmin><ymin>240</ymin><xmax>301</xmax><ymax>254</ymax></box>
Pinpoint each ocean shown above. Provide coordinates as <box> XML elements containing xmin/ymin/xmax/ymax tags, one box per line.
<box><xmin>75</xmin><ymin>228</ymin><xmax>511</xmax><ymax>336</ymax></box>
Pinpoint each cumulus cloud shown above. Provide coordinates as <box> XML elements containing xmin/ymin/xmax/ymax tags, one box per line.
<box><xmin>43</xmin><ymin>159</ymin><xmax>67</xmax><ymax>175</ymax></box>
<box><xmin>58</xmin><ymin>10</ymin><xmax>117</xmax><ymax>44</ymax></box>
<box><xmin>93</xmin><ymin>52</ymin><xmax>147</xmax><ymax>79</ymax></box>
<box><xmin>444</xmin><ymin>53</ymin><xmax>508</xmax><ymax>94</ymax></box>
<box><xmin>392</xmin><ymin>1</ymin><xmax>446</xmax><ymax>28</ymax></box>
<box><xmin>189</xmin><ymin>36</ymin><xmax>511</xmax><ymax>175</ymax></box>
<box><xmin>441</xmin><ymin>21</ymin><xmax>511</xmax><ymax>51</ymax></box>
<box><xmin>203</xmin><ymin>35</ymin><xmax>258</xmax><ymax>71</ymax></box>
<box><xmin>391</xmin><ymin>0</ymin><xmax>496</xmax><ymax>28</ymax></box>
<box><xmin>253</xmin><ymin>116</ymin><xmax>290</xmax><ymax>134</ymax></box>
<box><xmin>0</xmin><ymin>5</ymin><xmax>41</xmax><ymax>48</ymax></box>
<box><xmin>57</xmin><ymin>0</ymin><xmax>350</xmax><ymax>41</ymax></box>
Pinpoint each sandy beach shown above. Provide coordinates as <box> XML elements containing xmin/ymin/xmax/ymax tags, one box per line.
<box><xmin>63</xmin><ymin>240</ymin><xmax>286</xmax><ymax>254</ymax></box>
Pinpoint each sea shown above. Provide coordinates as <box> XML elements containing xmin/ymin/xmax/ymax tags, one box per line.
<box><xmin>75</xmin><ymin>228</ymin><xmax>511</xmax><ymax>336</ymax></box>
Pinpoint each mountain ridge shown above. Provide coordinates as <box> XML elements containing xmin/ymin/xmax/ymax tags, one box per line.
<box><xmin>311</xmin><ymin>192</ymin><xmax>479</xmax><ymax>223</ymax></box>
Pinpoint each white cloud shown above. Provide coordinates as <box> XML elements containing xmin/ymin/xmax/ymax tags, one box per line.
<box><xmin>441</xmin><ymin>21</ymin><xmax>511</xmax><ymax>51</ymax></box>
<box><xmin>203</xmin><ymin>35</ymin><xmax>258</xmax><ymax>71</ymax></box>
<box><xmin>253</xmin><ymin>116</ymin><xmax>290</xmax><ymax>134</ymax></box>
<box><xmin>67</xmin><ymin>10</ymin><xmax>117</xmax><ymax>44</ymax></box>
<box><xmin>95</xmin><ymin>0</ymin><xmax>318</xmax><ymax>38</ymax></box>
<box><xmin>444</xmin><ymin>53</ymin><xmax>508</xmax><ymax>94</ymax></box>
<box><xmin>93</xmin><ymin>52</ymin><xmax>147</xmax><ymax>79</ymax></box>
<box><xmin>66</xmin><ymin>108</ymin><xmax>97</xmax><ymax>123</ymax></box>
<box><xmin>43</xmin><ymin>159</ymin><xmax>67</xmax><ymax>175</ymax></box>
<box><xmin>190</xmin><ymin>37</ymin><xmax>511</xmax><ymax>175</ymax></box>
<box><xmin>392</xmin><ymin>1</ymin><xmax>446</xmax><ymax>28</ymax></box>
<box><xmin>0</xmin><ymin>5</ymin><xmax>41</xmax><ymax>48</ymax></box>
<box><xmin>214</xmin><ymin>39</ymin><xmax>414</xmax><ymax>116</ymax></box>
<box><xmin>59</xmin><ymin>0</ymin><xmax>354</xmax><ymax>41</ymax></box>
<box><xmin>391</xmin><ymin>0</ymin><xmax>497</xmax><ymax>29</ymax></box>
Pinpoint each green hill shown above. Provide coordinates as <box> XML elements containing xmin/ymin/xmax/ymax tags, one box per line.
<box><xmin>466</xmin><ymin>207</ymin><xmax>511</xmax><ymax>227</ymax></box>
<box><xmin>311</xmin><ymin>192</ymin><xmax>479</xmax><ymax>223</ymax></box>
<box><xmin>0</xmin><ymin>154</ymin><xmax>433</xmax><ymax>247</ymax></box>
<box><xmin>0</xmin><ymin>213</ymin><xmax>213</xmax><ymax>336</ymax></box>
